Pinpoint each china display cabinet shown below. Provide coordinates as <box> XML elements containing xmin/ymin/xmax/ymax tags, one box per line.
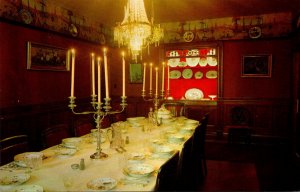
<box><xmin>163</xmin><ymin>42</ymin><xmax>223</xmax><ymax>135</ymax></box>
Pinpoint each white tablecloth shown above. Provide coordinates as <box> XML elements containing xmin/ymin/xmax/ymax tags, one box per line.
<box><xmin>0</xmin><ymin>117</ymin><xmax>197</xmax><ymax>192</ymax></box>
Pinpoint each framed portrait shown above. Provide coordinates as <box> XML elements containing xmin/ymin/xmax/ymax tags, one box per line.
<box><xmin>27</xmin><ymin>42</ymin><xmax>69</xmax><ymax>71</ymax></box>
<box><xmin>241</xmin><ymin>54</ymin><xmax>272</xmax><ymax>77</ymax></box>
<box><xmin>129</xmin><ymin>63</ymin><xmax>143</xmax><ymax>83</ymax></box>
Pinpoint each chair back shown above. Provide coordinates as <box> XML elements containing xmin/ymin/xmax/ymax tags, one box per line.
<box><xmin>0</xmin><ymin>135</ymin><xmax>29</xmax><ymax>165</ymax></box>
<box><xmin>163</xmin><ymin>102</ymin><xmax>185</xmax><ymax>117</ymax></box>
<box><xmin>42</xmin><ymin>124</ymin><xmax>71</xmax><ymax>148</ymax></box>
<box><xmin>154</xmin><ymin>150</ymin><xmax>180</xmax><ymax>191</ymax></box>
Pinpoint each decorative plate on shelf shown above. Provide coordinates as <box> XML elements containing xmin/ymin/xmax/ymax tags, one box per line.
<box><xmin>178</xmin><ymin>62</ymin><xmax>187</xmax><ymax>67</ymax></box>
<box><xmin>207</xmin><ymin>57</ymin><xmax>218</xmax><ymax>66</ymax></box>
<box><xmin>186</xmin><ymin>49</ymin><xmax>199</xmax><ymax>57</ymax></box>
<box><xmin>168</xmin><ymin>58</ymin><xmax>180</xmax><ymax>67</ymax></box>
<box><xmin>186</xmin><ymin>57</ymin><xmax>200</xmax><ymax>67</ymax></box>
<box><xmin>169</xmin><ymin>70</ymin><xmax>181</xmax><ymax>79</ymax></box>
<box><xmin>182</xmin><ymin>69</ymin><xmax>193</xmax><ymax>79</ymax></box>
<box><xmin>194</xmin><ymin>71</ymin><xmax>203</xmax><ymax>79</ymax></box>
<box><xmin>87</xmin><ymin>177</ymin><xmax>117</xmax><ymax>191</ymax></box>
<box><xmin>206</xmin><ymin>70</ymin><xmax>218</xmax><ymax>79</ymax></box>
<box><xmin>199</xmin><ymin>57</ymin><xmax>207</xmax><ymax>67</ymax></box>
<box><xmin>185</xmin><ymin>88</ymin><xmax>204</xmax><ymax>100</ymax></box>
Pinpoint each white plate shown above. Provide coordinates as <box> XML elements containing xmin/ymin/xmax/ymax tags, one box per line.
<box><xmin>152</xmin><ymin>145</ymin><xmax>174</xmax><ymax>155</ymax></box>
<box><xmin>182</xmin><ymin>69</ymin><xmax>193</xmax><ymax>79</ymax></box>
<box><xmin>186</xmin><ymin>57</ymin><xmax>200</xmax><ymax>67</ymax></box>
<box><xmin>185</xmin><ymin>88</ymin><xmax>204</xmax><ymax>100</ymax></box>
<box><xmin>14</xmin><ymin>184</ymin><xmax>43</xmax><ymax>192</ymax></box>
<box><xmin>206</xmin><ymin>70</ymin><xmax>218</xmax><ymax>79</ymax></box>
<box><xmin>55</xmin><ymin>148</ymin><xmax>77</xmax><ymax>156</ymax></box>
<box><xmin>87</xmin><ymin>177</ymin><xmax>117</xmax><ymax>191</ymax></box>
<box><xmin>194</xmin><ymin>71</ymin><xmax>203</xmax><ymax>79</ymax></box>
<box><xmin>14</xmin><ymin>152</ymin><xmax>44</xmax><ymax>167</ymax></box>
<box><xmin>127</xmin><ymin>152</ymin><xmax>145</xmax><ymax>162</ymax></box>
<box><xmin>168</xmin><ymin>58</ymin><xmax>180</xmax><ymax>67</ymax></box>
<box><xmin>199</xmin><ymin>57</ymin><xmax>207</xmax><ymax>66</ymax></box>
<box><xmin>207</xmin><ymin>57</ymin><xmax>218</xmax><ymax>66</ymax></box>
<box><xmin>167</xmin><ymin>134</ymin><xmax>184</xmax><ymax>143</ymax></box>
<box><xmin>169</xmin><ymin>70</ymin><xmax>181</xmax><ymax>79</ymax></box>
<box><xmin>186</xmin><ymin>49</ymin><xmax>199</xmax><ymax>56</ymax></box>
<box><xmin>0</xmin><ymin>173</ymin><xmax>30</xmax><ymax>185</ymax></box>
<box><xmin>126</xmin><ymin>117</ymin><xmax>145</xmax><ymax>123</ymax></box>
<box><xmin>124</xmin><ymin>164</ymin><xmax>154</xmax><ymax>178</ymax></box>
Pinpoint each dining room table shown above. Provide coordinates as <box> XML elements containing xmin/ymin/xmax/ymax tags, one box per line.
<box><xmin>0</xmin><ymin>116</ymin><xmax>199</xmax><ymax>192</ymax></box>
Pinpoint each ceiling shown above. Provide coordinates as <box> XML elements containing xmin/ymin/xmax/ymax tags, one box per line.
<box><xmin>49</xmin><ymin>0</ymin><xmax>300</xmax><ymax>27</ymax></box>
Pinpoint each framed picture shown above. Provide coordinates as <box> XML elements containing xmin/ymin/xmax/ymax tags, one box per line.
<box><xmin>129</xmin><ymin>63</ymin><xmax>143</xmax><ymax>83</ymax></box>
<box><xmin>241</xmin><ymin>54</ymin><xmax>272</xmax><ymax>77</ymax></box>
<box><xmin>27</xmin><ymin>42</ymin><xmax>69</xmax><ymax>71</ymax></box>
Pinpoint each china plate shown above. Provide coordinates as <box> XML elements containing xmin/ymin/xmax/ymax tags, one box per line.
<box><xmin>178</xmin><ymin>62</ymin><xmax>187</xmax><ymax>67</ymax></box>
<box><xmin>199</xmin><ymin>57</ymin><xmax>207</xmax><ymax>66</ymax></box>
<box><xmin>0</xmin><ymin>173</ymin><xmax>30</xmax><ymax>185</ymax></box>
<box><xmin>182</xmin><ymin>69</ymin><xmax>193</xmax><ymax>79</ymax></box>
<box><xmin>185</xmin><ymin>88</ymin><xmax>204</xmax><ymax>100</ymax></box>
<box><xmin>127</xmin><ymin>152</ymin><xmax>145</xmax><ymax>162</ymax></box>
<box><xmin>194</xmin><ymin>71</ymin><xmax>203</xmax><ymax>79</ymax></box>
<box><xmin>14</xmin><ymin>184</ymin><xmax>43</xmax><ymax>192</ymax></box>
<box><xmin>55</xmin><ymin>148</ymin><xmax>77</xmax><ymax>156</ymax></box>
<box><xmin>206</xmin><ymin>70</ymin><xmax>218</xmax><ymax>79</ymax></box>
<box><xmin>126</xmin><ymin>117</ymin><xmax>145</xmax><ymax>123</ymax></box>
<box><xmin>152</xmin><ymin>145</ymin><xmax>175</xmax><ymax>155</ymax></box>
<box><xmin>168</xmin><ymin>58</ymin><xmax>180</xmax><ymax>67</ymax></box>
<box><xmin>207</xmin><ymin>57</ymin><xmax>218</xmax><ymax>66</ymax></box>
<box><xmin>87</xmin><ymin>177</ymin><xmax>117</xmax><ymax>191</ymax></box>
<box><xmin>124</xmin><ymin>163</ymin><xmax>154</xmax><ymax>178</ymax></box>
<box><xmin>186</xmin><ymin>57</ymin><xmax>200</xmax><ymax>67</ymax></box>
<box><xmin>14</xmin><ymin>152</ymin><xmax>44</xmax><ymax>167</ymax></box>
<box><xmin>169</xmin><ymin>70</ymin><xmax>181</xmax><ymax>79</ymax></box>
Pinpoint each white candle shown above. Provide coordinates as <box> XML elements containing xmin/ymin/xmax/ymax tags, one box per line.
<box><xmin>167</xmin><ymin>63</ymin><xmax>170</xmax><ymax>91</ymax></box>
<box><xmin>161</xmin><ymin>62</ymin><xmax>165</xmax><ymax>92</ymax></box>
<box><xmin>91</xmin><ymin>53</ymin><xmax>95</xmax><ymax>96</ymax></box>
<box><xmin>155</xmin><ymin>67</ymin><xmax>158</xmax><ymax>96</ymax></box>
<box><xmin>122</xmin><ymin>52</ymin><xmax>125</xmax><ymax>97</ymax></box>
<box><xmin>103</xmin><ymin>48</ymin><xmax>109</xmax><ymax>98</ymax></box>
<box><xmin>70</xmin><ymin>49</ymin><xmax>75</xmax><ymax>97</ymax></box>
<box><xmin>142</xmin><ymin>63</ymin><xmax>146</xmax><ymax>92</ymax></box>
<box><xmin>97</xmin><ymin>57</ymin><xmax>101</xmax><ymax>104</ymax></box>
<box><xmin>149</xmin><ymin>63</ymin><xmax>153</xmax><ymax>92</ymax></box>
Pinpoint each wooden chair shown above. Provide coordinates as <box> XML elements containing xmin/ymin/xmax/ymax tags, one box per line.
<box><xmin>154</xmin><ymin>150</ymin><xmax>180</xmax><ymax>191</ymax></box>
<box><xmin>177</xmin><ymin>136</ymin><xmax>196</xmax><ymax>190</ymax></box>
<box><xmin>41</xmin><ymin>124</ymin><xmax>71</xmax><ymax>148</ymax></box>
<box><xmin>162</xmin><ymin>102</ymin><xmax>185</xmax><ymax>117</ymax></box>
<box><xmin>0</xmin><ymin>135</ymin><xmax>29</xmax><ymax>165</ymax></box>
<box><xmin>227</xmin><ymin>106</ymin><xmax>252</xmax><ymax>144</ymax></box>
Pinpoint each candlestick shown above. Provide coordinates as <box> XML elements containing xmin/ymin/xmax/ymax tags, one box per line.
<box><xmin>91</xmin><ymin>53</ymin><xmax>95</xmax><ymax>96</ymax></box>
<box><xmin>143</xmin><ymin>63</ymin><xmax>146</xmax><ymax>92</ymax></box>
<box><xmin>161</xmin><ymin>62</ymin><xmax>165</xmax><ymax>92</ymax></box>
<box><xmin>103</xmin><ymin>48</ymin><xmax>109</xmax><ymax>98</ymax></box>
<box><xmin>70</xmin><ymin>49</ymin><xmax>75</xmax><ymax>97</ymax></box>
<box><xmin>97</xmin><ymin>57</ymin><xmax>101</xmax><ymax>104</ymax></box>
<box><xmin>122</xmin><ymin>52</ymin><xmax>125</xmax><ymax>97</ymax></box>
<box><xmin>149</xmin><ymin>63</ymin><xmax>153</xmax><ymax>93</ymax></box>
<box><xmin>155</xmin><ymin>67</ymin><xmax>158</xmax><ymax>96</ymax></box>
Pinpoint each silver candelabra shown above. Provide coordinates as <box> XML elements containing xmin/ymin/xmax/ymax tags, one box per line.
<box><xmin>69</xmin><ymin>95</ymin><xmax>127</xmax><ymax>159</ymax></box>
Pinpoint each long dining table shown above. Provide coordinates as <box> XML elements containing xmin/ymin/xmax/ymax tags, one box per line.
<box><xmin>0</xmin><ymin>116</ymin><xmax>199</xmax><ymax>192</ymax></box>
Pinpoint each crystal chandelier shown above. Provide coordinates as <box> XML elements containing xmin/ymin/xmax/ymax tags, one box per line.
<box><xmin>114</xmin><ymin>0</ymin><xmax>164</xmax><ymax>60</ymax></box>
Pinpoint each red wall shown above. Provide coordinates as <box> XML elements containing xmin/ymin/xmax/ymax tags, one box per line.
<box><xmin>223</xmin><ymin>39</ymin><xmax>292</xmax><ymax>99</ymax></box>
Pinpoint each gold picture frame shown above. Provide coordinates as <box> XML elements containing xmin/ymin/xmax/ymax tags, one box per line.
<box><xmin>241</xmin><ymin>54</ymin><xmax>272</xmax><ymax>77</ymax></box>
<box><xmin>27</xmin><ymin>42</ymin><xmax>69</xmax><ymax>71</ymax></box>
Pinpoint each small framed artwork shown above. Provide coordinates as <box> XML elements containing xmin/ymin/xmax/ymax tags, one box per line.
<box><xmin>27</xmin><ymin>42</ymin><xmax>69</xmax><ymax>71</ymax></box>
<box><xmin>241</xmin><ymin>54</ymin><xmax>272</xmax><ymax>77</ymax></box>
<box><xmin>129</xmin><ymin>63</ymin><xmax>143</xmax><ymax>83</ymax></box>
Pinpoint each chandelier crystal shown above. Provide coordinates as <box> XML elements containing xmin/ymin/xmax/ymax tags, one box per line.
<box><xmin>114</xmin><ymin>0</ymin><xmax>164</xmax><ymax>60</ymax></box>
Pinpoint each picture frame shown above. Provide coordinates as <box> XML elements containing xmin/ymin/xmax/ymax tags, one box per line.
<box><xmin>27</xmin><ymin>42</ymin><xmax>69</xmax><ymax>71</ymax></box>
<box><xmin>241</xmin><ymin>54</ymin><xmax>272</xmax><ymax>77</ymax></box>
<box><xmin>129</xmin><ymin>63</ymin><xmax>143</xmax><ymax>83</ymax></box>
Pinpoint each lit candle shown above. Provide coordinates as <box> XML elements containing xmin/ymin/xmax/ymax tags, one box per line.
<box><xmin>91</xmin><ymin>53</ymin><xmax>95</xmax><ymax>96</ymax></box>
<box><xmin>103</xmin><ymin>48</ymin><xmax>109</xmax><ymax>98</ymax></box>
<box><xmin>149</xmin><ymin>63</ymin><xmax>153</xmax><ymax>92</ymax></box>
<box><xmin>142</xmin><ymin>63</ymin><xmax>146</xmax><ymax>92</ymax></box>
<box><xmin>122</xmin><ymin>52</ymin><xmax>126</xmax><ymax>97</ymax></box>
<box><xmin>70</xmin><ymin>49</ymin><xmax>75</xmax><ymax>97</ymax></box>
<box><xmin>161</xmin><ymin>62</ymin><xmax>165</xmax><ymax>92</ymax></box>
<box><xmin>97</xmin><ymin>57</ymin><xmax>101</xmax><ymax>104</ymax></box>
<box><xmin>167</xmin><ymin>63</ymin><xmax>170</xmax><ymax>91</ymax></box>
<box><xmin>155</xmin><ymin>67</ymin><xmax>158</xmax><ymax>96</ymax></box>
